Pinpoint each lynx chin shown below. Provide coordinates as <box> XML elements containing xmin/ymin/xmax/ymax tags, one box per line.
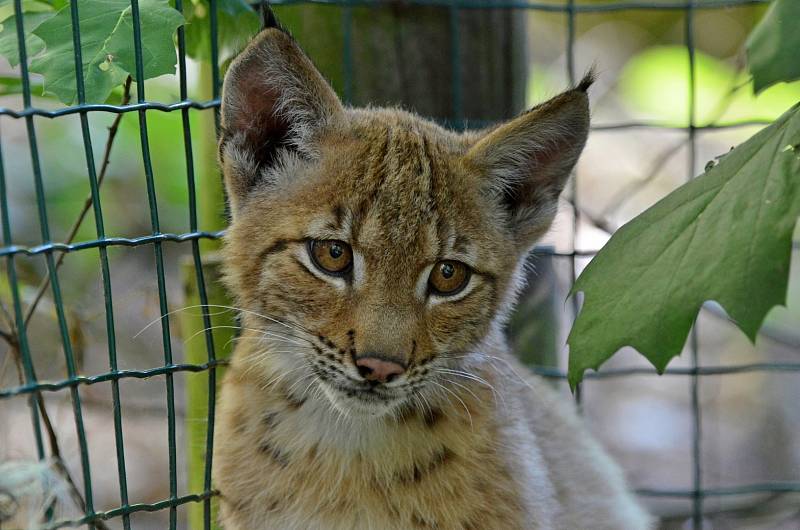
<box><xmin>213</xmin><ymin>22</ymin><xmax>652</xmax><ymax>530</ymax></box>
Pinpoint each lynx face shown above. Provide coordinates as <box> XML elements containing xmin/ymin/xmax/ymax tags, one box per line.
<box><xmin>220</xmin><ymin>29</ymin><xmax>591</xmax><ymax>418</ymax></box>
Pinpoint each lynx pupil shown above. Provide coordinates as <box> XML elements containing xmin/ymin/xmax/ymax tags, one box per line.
<box><xmin>308</xmin><ymin>239</ymin><xmax>353</xmax><ymax>276</ymax></box>
<box><xmin>441</xmin><ymin>262</ymin><xmax>454</xmax><ymax>279</ymax></box>
<box><xmin>428</xmin><ymin>260</ymin><xmax>469</xmax><ymax>296</ymax></box>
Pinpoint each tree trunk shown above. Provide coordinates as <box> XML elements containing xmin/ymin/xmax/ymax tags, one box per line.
<box><xmin>278</xmin><ymin>4</ymin><xmax>527</xmax><ymax>122</ymax></box>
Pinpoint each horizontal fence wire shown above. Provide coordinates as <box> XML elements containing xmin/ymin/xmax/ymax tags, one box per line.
<box><xmin>0</xmin><ymin>231</ymin><xmax>225</xmax><ymax>257</ymax></box>
<box><xmin>4</xmin><ymin>234</ymin><xmax>795</xmax><ymax>259</ymax></box>
<box><xmin>38</xmin><ymin>492</ymin><xmax>218</xmax><ymax>530</ymax></box>
<box><xmin>0</xmin><ymin>100</ymin><xmax>775</xmax><ymax>132</ymax></box>
<box><xmin>3</xmin><ymin>359</ymin><xmax>800</xmax><ymax>400</ymax></box>
<box><xmin>0</xmin><ymin>0</ymin><xmax>796</xmax><ymax>528</ymax></box>
<box><xmin>263</xmin><ymin>0</ymin><xmax>772</xmax><ymax>10</ymax></box>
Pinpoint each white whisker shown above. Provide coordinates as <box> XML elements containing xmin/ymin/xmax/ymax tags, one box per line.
<box><xmin>435</xmin><ymin>374</ymin><xmax>481</xmax><ymax>402</ymax></box>
<box><xmin>259</xmin><ymin>365</ymin><xmax>307</xmax><ymax>391</ymax></box>
<box><xmin>134</xmin><ymin>303</ymin><xmax>314</xmax><ymax>341</ymax></box>
<box><xmin>428</xmin><ymin>380</ymin><xmax>473</xmax><ymax>431</ymax></box>
<box><xmin>183</xmin><ymin>325</ymin><xmax>311</xmax><ymax>348</ymax></box>
<box><xmin>433</xmin><ymin>367</ymin><xmax>505</xmax><ymax>409</ymax></box>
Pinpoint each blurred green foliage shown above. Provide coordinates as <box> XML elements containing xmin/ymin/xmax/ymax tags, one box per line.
<box><xmin>619</xmin><ymin>46</ymin><xmax>800</xmax><ymax>126</ymax></box>
<box><xmin>177</xmin><ymin>0</ymin><xmax>260</xmax><ymax>63</ymax></box>
<box><xmin>568</xmin><ymin>0</ymin><xmax>800</xmax><ymax>386</ymax></box>
<box><xmin>569</xmin><ymin>103</ymin><xmax>800</xmax><ymax>387</ymax></box>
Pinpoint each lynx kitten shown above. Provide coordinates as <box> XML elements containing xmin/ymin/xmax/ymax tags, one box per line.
<box><xmin>213</xmin><ymin>23</ymin><xmax>651</xmax><ymax>530</ymax></box>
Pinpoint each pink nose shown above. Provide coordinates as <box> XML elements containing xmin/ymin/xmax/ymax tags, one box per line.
<box><xmin>355</xmin><ymin>356</ymin><xmax>406</xmax><ymax>384</ymax></box>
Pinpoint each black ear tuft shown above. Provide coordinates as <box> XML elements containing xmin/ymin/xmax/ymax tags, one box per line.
<box><xmin>466</xmin><ymin>82</ymin><xmax>592</xmax><ymax>247</ymax></box>
<box><xmin>575</xmin><ymin>68</ymin><xmax>596</xmax><ymax>93</ymax></box>
<box><xmin>260</xmin><ymin>2</ymin><xmax>287</xmax><ymax>33</ymax></box>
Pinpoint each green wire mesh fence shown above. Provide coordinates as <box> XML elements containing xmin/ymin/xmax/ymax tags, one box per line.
<box><xmin>0</xmin><ymin>0</ymin><xmax>798</xmax><ymax>529</ymax></box>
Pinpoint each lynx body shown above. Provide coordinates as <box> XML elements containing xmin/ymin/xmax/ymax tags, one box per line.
<box><xmin>214</xmin><ymin>26</ymin><xmax>651</xmax><ymax>530</ymax></box>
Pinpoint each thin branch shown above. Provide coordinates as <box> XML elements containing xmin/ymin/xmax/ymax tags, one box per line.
<box><xmin>23</xmin><ymin>76</ymin><xmax>133</xmax><ymax>328</ymax></box>
<box><xmin>595</xmin><ymin>138</ymin><xmax>688</xmax><ymax>223</ymax></box>
<box><xmin>0</xmin><ymin>327</ymin><xmax>14</xmax><ymax>345</ymax></box>
<box><xmin>0</xmin><ymin>305</ymin><xmax>21</xmax><ymax>389</ymax></box>
<box><xmin>591</xmin><ymin>73</ymin><xmax>747</xmax><ymax>228</ymax></box>
<box><xmin>0</xmin><ymin>298</ymin><xmax>14</xmax><ymax>333</ymax></box>
<box><xmin>4</xmin><ymin>343</ymin><xmax>110</xmax><ymax>530</ymax></box>
<box><xmin>33</xmin><ymin>392</ymin><xmax>110</xmax><ymax>530</ymax></box>
<box><xmin>0</xmin><ymin>78</ymin><xmax>132</xmax><ymax>530</ymax></box>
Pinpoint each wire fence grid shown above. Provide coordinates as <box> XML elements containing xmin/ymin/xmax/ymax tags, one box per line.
<box><xmin>0</xmin><ymin>0</ymin><xmax>798</xmax><ymax>529</ymax></box>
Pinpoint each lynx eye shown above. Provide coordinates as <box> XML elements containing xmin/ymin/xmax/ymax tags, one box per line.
<box><xmin>428</xmin><ymin>260</ymin><xmax>470</xmax><ymax>296</ymax></box>
<box><xmin>308</xmin><ymin>239</ymin><xmax>353</xmax><ymax>276</ymax></box>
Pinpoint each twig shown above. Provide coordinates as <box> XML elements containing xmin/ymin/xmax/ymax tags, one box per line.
<box><xmin>591</xmin><ymin>73</ymin><xmax>746</xmax><ymax>229</ymax></box>
<box><xmin>0</xmin><ymin>77</ymin><xmax>132</xmax><ymax>530</ymax></box>
<box><xmin>33</xmin><ymin>393</ymin><xmax>111</xmax><ymax>530</ymax></box>
<box><xmin>0</xmin><ymin>299</ymin><xmax>16</xmax><ymax>356</ymax></box>
<box><xmin>0</xmin><ymin>302</ymin><xmax>22</xmax><ymax>390</ymax></box>
<box><xmin>0</xmin><ymin>328</ymin><xmax>14</xmax><ymax>345</ymax></box>
<box><xmin>595</xmin><ymin>138</ymin><xmax>688</xmax><ymax>223</ymax></box>
<box><xmin>22</xmin><ymin>76</ymin><xmax>133</xmax><ymax>328</ymax></box>
<box><xmin>1</xmin><ymin>340</ymin><xmax>110</xmax><ymax>530</ymax></box>
<box><xmin>0</xmin><ymin>298</ymin><xmax>14</xmax><ymax>333</ymax></box>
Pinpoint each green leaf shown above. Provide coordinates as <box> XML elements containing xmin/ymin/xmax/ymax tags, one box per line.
<box><xmin>29</xmin><ymin>0</ymin><xmax>184</xmax><ymax>105</ymax></box>
<box><xmin>746</xmin><ymin>0</ymin><xmax>800</xmax><ymax>94</ymax></box>
<box><xmin>179</xmin><ymin>0</ymin><xmax>259</xmax><ymax>62</ymax></box>
<box><xmin>0</xmin><ymin>12</ymin><xmax>50</xmax><ymax>67</ymax></box>
<box><xmin>0</xmin><ymin>74</ymin><xmax>44</xmax><ymax>94</ymax></box>
<box><xmin>0</xmin><ymin>0</ymin><xmax>53</xmax><ymax>22</ymax></box>
<box><xmin>567</xmin><ymin>104</ymin><xmax>800</xmax><ymax>389</ymax></box>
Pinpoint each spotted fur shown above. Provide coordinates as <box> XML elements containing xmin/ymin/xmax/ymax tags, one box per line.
<box><xmin>214</xmin><ymin>28</ymin><xmax>652</xmax><ymax>530</ymax></box>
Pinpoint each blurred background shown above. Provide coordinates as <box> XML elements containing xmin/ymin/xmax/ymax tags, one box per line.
<box><xmin>0</xmin><ymin>0</ymin><xmax>798</xmax><ymax>528</ymax></box>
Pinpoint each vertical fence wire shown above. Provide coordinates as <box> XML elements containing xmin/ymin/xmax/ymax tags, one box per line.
<box><xmin>342</xmin><ymin>6</ymin><xmax>354</xmax><ymax>105</ymax></box>
<box><xmin>12</xmin><ymin>0</ymin><xmax>96</xmax><ymax>519</ymax></box>
<box><xmin>0</xmin><ymin>2</ymin><xmax>45</xmax><ymax>462</ymax></box>
<box><xmin>210</xmin><ymin>0</ymin><xmax>222</xmax><ymax>132</ymax></box>
<box><xmin>449</xmin><ymin>2</ymin><xmax>463</xmax><ymax>125</ymax></box>
<box><xmin>565</xmin><ymin>0</ymin><xmax>583</xmax><ymax>408</ymax></box>
<box><xmin>66</xmin><ymin>0</ymin><xmax>131</xmax><ymax>526</ymax></box>
<box><xmin>684</xmin><ymin>1</ymin><xmax>705</xmax><ymax>527</ymax></box>
<box><xmin>205</xmin><ymin>5</ymin><xmax>222</xmax><ymax>527</ymax></box>
<box><xmin>0</xmin><ymin>130</ymin><xmax>45</xmax><ymax>462</ymax></box>
<box><xmin>172</xmin><ymin>1</ymin><xmax>219</xmax><ymax>529</ymax></box>
<box><xmin>128</xmin><ymin>1</ymin><xmax>179</xmax><ymax>528</ymax></box>
<box><xmin>0</xmin><ymin>1</ymin><xmax>796</xmax><ymax>529</ymax></box>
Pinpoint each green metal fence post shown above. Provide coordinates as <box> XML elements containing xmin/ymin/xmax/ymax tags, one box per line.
<box><xmin>180</xmin><ymin>1</ymin><xmax>235</xmax><ymax>528</ymax></box>
<box><xmin>182</xmin><ymin>255</ymin><xmax>234</xmax><ymax>530</ymax></box>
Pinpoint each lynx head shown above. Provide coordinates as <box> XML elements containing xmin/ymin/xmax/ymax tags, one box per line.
<box><xmin>220</xmin><ymin>28</ymin><xmax>591</xmax><ymax>418</ymax></box>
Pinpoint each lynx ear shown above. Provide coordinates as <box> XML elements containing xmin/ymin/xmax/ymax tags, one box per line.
<box><xmin>219</xmin><ymin>28</ymin><xmax>343</xmax><ymax>214</ymax></box>
<box><xmin>466</xmin><ymin>73</ymin><xmax>593</xmax><ymax>246</ymax></box>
